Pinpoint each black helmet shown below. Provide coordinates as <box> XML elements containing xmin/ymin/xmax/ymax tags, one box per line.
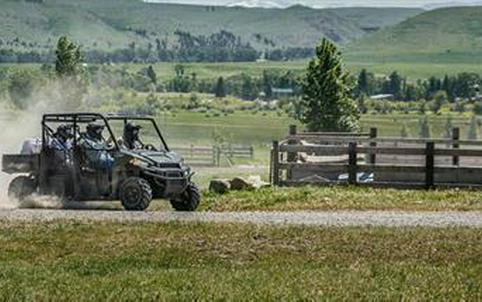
<box><xmin>56</xmin><ymin>125</ymin><xmax>73</xmax><ymax>141</ymax></box>
<box><xmin>123</xmin><ymin>122</ymin><xmax>142</xmax><ymax>148</ymax></box>
<box><xmin>86</xmin><ymin>122</ymin><xmax>105</xmax><ymax>140</ymax></box>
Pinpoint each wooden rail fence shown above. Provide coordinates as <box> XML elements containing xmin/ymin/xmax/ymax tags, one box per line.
<box><xmin>173</xmin><ymin>144</ymin><xmax>254</xmax><ymax>167</ymax></box>
<box><xmin>270</xmin><ymin>125</ymin><xmax>482</xmax><ymax>189</ymax></box>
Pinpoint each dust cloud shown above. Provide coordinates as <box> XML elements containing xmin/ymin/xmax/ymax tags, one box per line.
<box><xmin>0</xmin><ymin>80</ymin><xmax>82</xmax><ymax>209</ymax></box>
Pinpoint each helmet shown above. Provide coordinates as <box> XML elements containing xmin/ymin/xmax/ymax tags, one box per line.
<box><xmin>123</xmin><ymin>122</ymin><xmax>142</xmax><ymax>145</ymax></box>
<box><xmin>86</xmin><ymin>122</ymin><xmax>105</xmax><ymax>140</ymax></box>
<box><xmin>56</xmin><ymin>125</ymin><xmax>73</xmax><ymax>142</ymax></box>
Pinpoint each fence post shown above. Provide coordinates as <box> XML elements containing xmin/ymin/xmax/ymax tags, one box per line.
<box><xmin>425</xmin><ymin>141</ymin><xmax>435</xmax><ymax>189</ymax></box>
<box><xmin>212</xmin><ymin>145</ymin><xmax>216</xmax><ymax>166</ymax></box>
<box><xmin>287</xmin><ymin>125</ymin><xmax>297</xmax><ymax>180</ymax></box>
<box><xmin>272</xmin><ymin>141</ymin><xmax>280</xmax><ymax>186</ymax></box>
<box><xmin>452</xmin><ymin>127</ymin><xmax>460</xmax><ymax>166</ymax></box>
<box><xmin>190</xmin><ymin>144</ymin><xmax>193</xmax><ymax>159</ymax></box>
<box><xmin>348</xmin><ymin>142</ymin><xmax>358</xmax><ymax>185</ymax></box>
<box><xmin>216</xmin><ymin>146</ymin><xmax>221</xmax><ymax>166</ymax></box>
<box><xmin>250</xmin><ymin>145</ymin><xmax>254</xmax><ymax>160</ymax></box>
<box><xmin>369</xmin><ymin>127</ymin><xmax>377</xmax><ymax>164</ymax></box>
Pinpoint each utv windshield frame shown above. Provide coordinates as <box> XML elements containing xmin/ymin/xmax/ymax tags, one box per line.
<box><xmin>41</xmin><ymin>113</ymin><xmax>169</xmax><ymax>152</ymax></box>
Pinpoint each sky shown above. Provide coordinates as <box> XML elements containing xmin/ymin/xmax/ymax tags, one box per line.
<box><xmin>144</xmin><ymin>0</ymin><xmax>482</xmax><ymax>8</ymax></box>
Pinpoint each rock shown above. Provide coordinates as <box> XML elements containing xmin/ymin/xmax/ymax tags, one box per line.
<box><xmin>209</xmin><ymin>179</ymin><xmax>231</xmax><ymax>194</ymax></box>
<box><xmin>230</xmin><ymin>175</ymin><xmax>270</xmax><ymax>191</ymax></box>
<box><xmin>246</xmin><ymin>175</ymin><xmax>271</xmax><ymax>189</ymax></box>
<box><xmin>230</xmin><ymin>177</ymin><xmax>253</xmax><ymax>191</ymax></box>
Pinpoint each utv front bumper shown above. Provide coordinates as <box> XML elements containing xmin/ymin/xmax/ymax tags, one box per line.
<box><xmin>142</xmin><ymin>166</ymin><xmax>193</xmax><ymax>196</ymax></box>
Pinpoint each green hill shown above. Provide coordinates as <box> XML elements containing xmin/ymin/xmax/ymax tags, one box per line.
<box><xmin>347</xmin><ymin>6</ymin><xmax>482</xmax><ymax>64</ymax></box>
<box><xmin>0</xmin><ymin>0</ymin><xmax>422</xmax><ymax>52</ymax></box>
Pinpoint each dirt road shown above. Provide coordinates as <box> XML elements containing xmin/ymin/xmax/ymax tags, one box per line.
<box><xmin>0</xmin><ymin>209</ymin><xmax>481</xmax><ymax>227</ymax></box>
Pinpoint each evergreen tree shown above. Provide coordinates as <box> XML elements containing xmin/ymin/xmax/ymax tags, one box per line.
<box><xmin>146</xmin><ymin>65</ymin><xmax>157</xmax><ymax>85</ymax></box>
<box><xmin>468</xmin><ymin>115</ymin><xmax>478</xmax><ymax>140</ymax></box>
<box><xmin>54</xmin><ymin>36</ymin><xmax>86</xmax><ymax>109</ymax></box>
<box><xmin>262</xmin><ymin>71</ymin><xmax>272</xmax><ymax>99</ymax></box>
<box><xmin>298</xmin><ymin>38</ymin><xmax>359</xmax><ymax>132</ymax></box>
<box><xmin>388</xmin><ymin>71</ymin><xmax>402</xmax><ymax>99</ymax></box>
<box><xmin>215</xmin><ymin>76</ymin><xmax>226</xmax><ymax>98</ymax></box>
<box><xmin>357</xmin><ymin>69</ymin><xmax>369</xmax><ymax>96</ymax></box>
<box><xmin>419</xmin><ymin>115</ymin><xmax>431</xmax><ymax>138</ymax></box>
<box><xmin>55</xmin><ymin>36</ymin><xmax>82</xmax><ymax>77</ymax></box>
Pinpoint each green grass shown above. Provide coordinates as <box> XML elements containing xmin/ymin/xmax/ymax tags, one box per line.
<box><xmin>346</xmin><ymin>6</ymin><xmax>482</xmax><ymax>73</ymax></box>
<box><xmin>156</xmin><ymin>111</ymin><xmax>477</xmax><ymax>148</ymax></box>
<box><xmin>199</xmin><ymin>186</ymin><xmax>482</xmax><ymax>212</ymax></box>
<box><xmin>0</xmin><ymin>221</ymin><xmax>480</xmax><ymax>300</ymax></box>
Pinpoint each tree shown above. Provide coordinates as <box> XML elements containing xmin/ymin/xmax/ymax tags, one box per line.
<box><xmin>146</xmin><ymin>65</ymin><xmax>157</xmax><ymax>85</ymax></box>
<box><xmin>418</xmin><ymin>115</ymin><xmax>431</xmax><ymax>138</ymax></box>
<box><xmin>298</xmin><ymin>38</ymin><xmax>359</xmax><ymax>132</ymax></box>
<box><xmin>356</xmin><ymin>69</ymin><xmax>371</xmax><ymax>96</ymax></box>
<box><xmin>384</xmin><ymin>71</ymin><xmax>402</xmax><ymax>99</ymax></box>
<box><xmin>215</xmin><ymin>76</ymin><xmax>226</xmax><ymax>98</ymax></box>
<box><xmin>55</xmin><ymin>36</ymin><xmax>82</xmax><ymax>77</ymax></box>
<box><xmin>468</xmin><ymin>115</ymin><xmax>478</xmax><ymax>140</ymax></box>
<box><xmin>8</xmin><ymin>69</ymin><xmax>42</xmax><ymax>109</ymax></box>
<box><xmin>54</xmin><ymin>36</ymin><xmax>86</xmax><ymax>109</ymax></box>
<box><xmin>431</xmin><ymin>90</ymin><xmax>447</xmax><ymax>114</ymax></box>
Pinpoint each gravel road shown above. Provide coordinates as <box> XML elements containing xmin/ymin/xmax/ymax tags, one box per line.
<box><xmin>0</xmin><ymin>209</ymin><xmax>481</xmax><ymax>227</ymax></box>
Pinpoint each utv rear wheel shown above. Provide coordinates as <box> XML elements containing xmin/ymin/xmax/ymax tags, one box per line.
<box><xmin>8</xmin><ymin>176</ymin><xmax>37</xmax><ymax>201</ymax></box>
<box><xmin>170</xmin><ymin>183</ymin><xmax>200</xmax><ymax>211</ymax></box>
<box><xmin>119</xmin><ymin>177</ymin><xmax>152</xmax><ymax>211</ymax></box>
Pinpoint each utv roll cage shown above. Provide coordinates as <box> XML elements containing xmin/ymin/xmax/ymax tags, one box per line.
<box><xmin>41</xmin><ymin>113</ymin><xmax>170</xmax><ymax>151</ymax></box>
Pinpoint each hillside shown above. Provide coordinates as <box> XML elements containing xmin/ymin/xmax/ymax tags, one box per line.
<box><xmin>347</xmin><ymin>6</ymin><xmax>482</xmax><ymax>63</ymax></box>
<box><xmin>0</xmin><ymin>0</ymin><xmax>422</xmax><ymax>52</ymax></box>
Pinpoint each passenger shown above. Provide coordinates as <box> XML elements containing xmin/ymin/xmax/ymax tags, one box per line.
<box><xmin>50</xmin><ymin>125</ymin><xmax>74</xmax><ymax>164</ymax></box>
<box><xmin>123</xmin><ymin>122</ymin><xmax>143</xmax><ymax>150</ymax></box>
<box><xmin>80</xmin><ymin>123</ymin><xmax>114</xmax><ymax>170</ymax></box>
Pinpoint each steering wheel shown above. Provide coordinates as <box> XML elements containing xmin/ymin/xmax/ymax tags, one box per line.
<box><xmin>144</xmin><ymin>144</ymin><xmax>157</xmax><ymax>151</ymax></box>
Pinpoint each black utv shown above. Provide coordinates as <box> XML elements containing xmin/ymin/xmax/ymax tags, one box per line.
<box><xmin>1</xmin><ymin>113</ymin><xmax>200</xmax><ymax>211</ymax></box>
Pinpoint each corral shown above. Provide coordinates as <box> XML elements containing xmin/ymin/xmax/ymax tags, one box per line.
<box><xmin>271</xmin><ymin>126</ymin><xmax>482</xmax><ymax>188</ymax></box>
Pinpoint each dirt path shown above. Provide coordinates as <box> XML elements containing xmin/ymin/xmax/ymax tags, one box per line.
<box><xmin>0</xmin><ymin>209</ymin><xmax>481</xmax><ymax>227</ymax></box>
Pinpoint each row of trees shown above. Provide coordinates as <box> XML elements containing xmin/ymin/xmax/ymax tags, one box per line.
<box><xmin>355</xmin><ymin>69</ymin><xmax>482</xmax><ymax>102</ymax></box>
<box><xmin>0</xmin><ymin>30</ymin><xmax>317</xmax><ymax>63</ymax></box>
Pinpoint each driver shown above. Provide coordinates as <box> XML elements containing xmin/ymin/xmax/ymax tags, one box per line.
<box><xmin>81</xmin><ymin>122</ymin><xmax>114</xmax><ymax>170</ymax></box>
<box><xmin>123</xmin><ymin>122</ymin><xmax>143</xmax><ymax>150</ymax></box>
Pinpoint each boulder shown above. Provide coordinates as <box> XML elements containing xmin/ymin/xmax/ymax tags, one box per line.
<box><xmin>230</xmin><ymin>175</ymin><xmax>271</xmax><ymax>191</ymax></box>
<box><xmin>246</xmin><ymin>175</ymin><xmax>271</xmax><ymax>189</ymax></box>
<box><xmin>209</xmin><ymin>179</ymin><xmax>231</xmax><ymax>194</ymax></box>
<box><xmin>230</xmin><ymin>177</ymin><xmax>253</xmax><ymax>191</ymax></box>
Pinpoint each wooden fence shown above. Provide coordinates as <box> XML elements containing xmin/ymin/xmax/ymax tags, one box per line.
<box><xmin>172</xmin><ymin>144</ymin><xmax>254</xmax><ymax>167</ymax></box>
<box><xmin>270</xmin><ymin>125</ymin><xmax>482</xmax><ymax>189</ymax></box>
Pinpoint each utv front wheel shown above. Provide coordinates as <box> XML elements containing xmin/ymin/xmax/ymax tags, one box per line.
<box><xmin>170</xmin><ymin>183</ymin><xmax>200</xmax><ymax>211</ymax></box>
<box><xmin>8</xmin><ymin>176</ymin><xmax>37</xmax><ymax>201</ymax></box>
<box><xmin>119</xmin><ymin>177</ymin><xmax>152</xmax><ymax>211</ymax></box>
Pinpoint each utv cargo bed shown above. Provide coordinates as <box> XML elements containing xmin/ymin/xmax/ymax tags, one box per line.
<box><xmin>1</xmin><ymin>154</ymin><xmax>40</xmax><ymax>174</ymax></box>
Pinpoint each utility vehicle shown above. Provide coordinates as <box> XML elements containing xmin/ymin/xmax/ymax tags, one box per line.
<box><xmin>1</xmin><ymin>113</ymin><xmax>200</xmax><ymax>211</ymax></box>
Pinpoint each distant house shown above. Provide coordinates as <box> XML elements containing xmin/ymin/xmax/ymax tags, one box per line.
<box><xmin>272</xmin><ymin>87</ymin><xmax>294</xmax><ymax>98</ymax></box>
<box><xmin>370</xmin><ymin>94</ymin><xmax>394</xmax><ymax>101</ymax></box>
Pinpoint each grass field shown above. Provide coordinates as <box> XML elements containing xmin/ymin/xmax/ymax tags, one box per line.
<box><xmin>123</xmin><ymin>59</ymin><xmax>482</xmax><ymax>81</ymax></box>
<box><xmin>158</xmin><ymin>111</ymin><xmax>475</xmax><ymax>147</ymax></box>
<box><xmin>198</xmin><ymin>186</ymin><xmax>482</xmax><ymax>212</ymax></box>
<box><xmin>0</xmin><ymin>221</ymin><xmax>480</xmax><ymax>300</ymax></box>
